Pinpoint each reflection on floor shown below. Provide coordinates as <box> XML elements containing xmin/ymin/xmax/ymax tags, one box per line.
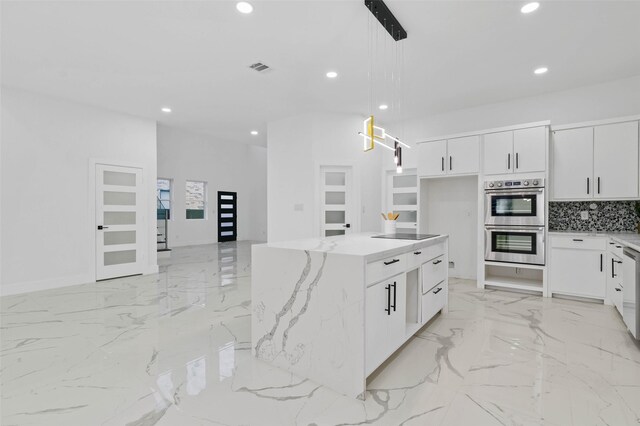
<box><xmin>2</xmin><ymin>241</ymin><xmax>640</xmax><ymax>425</ymax></box>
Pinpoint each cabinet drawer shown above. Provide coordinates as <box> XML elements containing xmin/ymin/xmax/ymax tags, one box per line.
<box><xmin>407</xmin><ymin>242</ymin><xmax>446</xmax><ymax>270</ymax></box>
<box><xmin>366</xmin><ymin>254</ymin><xmax>407</xmax><ymax>286</ymax></box>
<box><xmin>550</xmin><ymin>236</ymin><xmax>606</xmax><ymax>251</ymax></box>
<box><xmin>613</xmin><ymin>283</ymin><xmax>623</xmax><ymax>314</ymax></box>
<box><xmin>422</xmin><ymin>255</ymin><xmax>447</xmax><ymax>293</ymax></box>
<box><xmin>422</xmin><ymin>281</ymin><xmax>447</xmax><ymax>324</ymax></box>
<box><xmin>609</xmin><ymin>240</ymin><xmax>625</xmax><ymax>258</ymax></box>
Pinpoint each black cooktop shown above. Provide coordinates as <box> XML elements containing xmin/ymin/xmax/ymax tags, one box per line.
<box><xmin>371</xmin><ymin>233</ymin><xmax>440</xmax><ymax>240</ymax></box>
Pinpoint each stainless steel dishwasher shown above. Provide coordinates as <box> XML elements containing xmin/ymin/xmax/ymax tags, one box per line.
<box><xmin>622</xmin><ymin>247</ymin><xmax>640</xmax><ymax>339</ymax></box>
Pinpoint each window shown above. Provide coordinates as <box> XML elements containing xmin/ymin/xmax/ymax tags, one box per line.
<box><xmin>186</xmin><ymin>181</ymin><xmax>206</xmax><ymax>219</ymax></box>
<box><xmin>157</xmin><ymin>178</ymin><xmax>171</xmax><ymax>220</ymax></box>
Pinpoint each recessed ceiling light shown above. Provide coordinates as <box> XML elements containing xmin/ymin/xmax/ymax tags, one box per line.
<box><xmin>250</xmin><ymin>130</ymin><xmax>259</xmax><ymax>135</ymax></box>
<box><xmin>521</xmin><ymin>2</ymin><xmax>540</xmax><ymax>14</ymax></box>
<box><xmin>161</xmin><ymin>107</ymin><xmax>172</xmax><ymax>113</ymax></box>
<box><xmin>534</xmin><ymin>67</ymin><xmax>548</xmax><ymax>75</ymax></box>
<box><xmin>236</xmin><ymin>2</ymin><xmax>253</xmax><ymax>14</ymax></box>
<box><xmin>379</xmin><ymin>104</ymin><xmax>389</xmax><ymax>110</ymax></box>
<box><xmin>326</xmin><ymin>71</ymin><xmax>338</xmax><ymax>79</ymax></box>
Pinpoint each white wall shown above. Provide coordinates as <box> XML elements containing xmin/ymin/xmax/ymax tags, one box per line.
<box><xmin>1</xmin><ymin>87</ymin><xmax>158</xmax><ymax>295</ymax></box>
<box><xmin>420</xmin><ymin>176</ymin><xmax>478</xmax><ymax>280</ymax></box>
<box><xmin>267</xmin><ymin>112</ymin><xmax>384</xmax><ymax>242</ymax></box>
<box><xmin>397</xmin><ymin>75</ymin><xmax>640</xmax><ymax>170</ymax></box>
<box><xmin>156</xmin><ymin>124</ymin><xmax>267</xmax><ymax>246</ymax></box>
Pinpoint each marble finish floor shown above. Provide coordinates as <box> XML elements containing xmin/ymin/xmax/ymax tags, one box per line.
<box><xmin>2</xmin><ymin>242</ymin><xmax>640</xmax><ymax>425</ymax></box>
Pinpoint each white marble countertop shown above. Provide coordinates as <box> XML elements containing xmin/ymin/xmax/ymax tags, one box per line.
<box><xmin>257</xmin><ymin>232</ymin><xmax>448</xmax><ymax>262</ymax></box>
<box><xmin>548</xmin><ymin>230</ymin><xmax>640</xmax><ymax>252</ymax></box>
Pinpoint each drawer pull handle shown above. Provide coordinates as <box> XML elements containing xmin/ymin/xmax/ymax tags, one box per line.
<box><xmin>610</xmin><ymin>242</ymin><xmax>615</xmax><ymax>245</ymax></box>
<box><xmin>616</xmin><ymin>245</ymin><xmax>622</xmax><ymax>249</ymax></box>
<box><xmin>433</xmin><ymin>287</ymin><xmax>443</xmax><ymax>294</ymax></box>
<box><xmin>572</xmin><ymin>239</ymin><xmax>583</xmax><ymax>242</ymax></box>
<box><xmin>615</xmin><ymin>288</ymin><xmax>622</xmax><ymax>292</ymax></box>
<box><xmin>433</xmin><ymin>259</ymin><xmax>442</xmax><ymax>265</ymax></box>
<box><xmin>384</xmin><ymin>259</ymin><xmax>400</xmax><ymax>266</ymax></box>
<box><xmin>414</xmin><ymin>251</ymin><xmax>422</xmax><ymax>255</ymax></box>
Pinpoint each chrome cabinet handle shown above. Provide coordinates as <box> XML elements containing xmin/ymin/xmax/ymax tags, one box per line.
<box><xmin>384</xmin><ymin>259</ymin><xmax>400</xmax><ymax>266</ymax></box>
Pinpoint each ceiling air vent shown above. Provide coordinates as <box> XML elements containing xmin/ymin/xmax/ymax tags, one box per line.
<box><xmin>249</xmin><ymin>62</ymin><xmax>270</xmax><ymax>72</ymax></box>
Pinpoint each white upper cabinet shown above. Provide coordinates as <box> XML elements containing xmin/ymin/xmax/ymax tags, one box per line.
<box><xmin>484</xmin><ymin>131</ymin><xmax>513</xmax><ymax>175</ymax></box>
<box><xmin>593</xmin><ymin>121</ymin><xmax>639</xmax><ymax>199</ymax></box>
<box><xmin>484</xmin><ymin>126</ymin><xmax>546</xmax><ymax>175</ymax></box>
<box><xmin>513</xmin><ymin>126</ymin><xmax>547</xmax><ymax>173</ymax></box>
<box><xmin>552</xmin><ymin>127</ymin><xmax>595</xmax><ymax>200</ymax></box>
<box><xmin>417</xmin><ymin>140</ymin><xmax>447</xmax><ymax>177</ymax></box>
<box><xmin>552</xmin><ymin>120</ymin><xmax>639</xmax><ymax>200</ymax></box>
<box><xmin>447</xmin><ymin>136</ymin><xmax>480</xmax><ymax>175</ymax></box>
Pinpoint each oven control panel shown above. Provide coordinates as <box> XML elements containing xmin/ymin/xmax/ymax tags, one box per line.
<box><xmin>484</xmin><ymin>178</ymin><xmax>544</xmax><ymax>189</ymax></box>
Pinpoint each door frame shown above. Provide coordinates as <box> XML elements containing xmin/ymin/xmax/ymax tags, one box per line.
<box><xmin>315</xmin><ymin>162</ymin><xmax>361</xmax><ymax>238</ymax></box>
<box><xmin>89</xmin><ymin>159</ymin><xmax>149</xmax><ymax>281</ymax></box>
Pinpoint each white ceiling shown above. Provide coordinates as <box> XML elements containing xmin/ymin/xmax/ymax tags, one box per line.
<box><xmin>3</xmin><ymin>1</ymin><xmax>640</xmax><ymax>146</ymax></box>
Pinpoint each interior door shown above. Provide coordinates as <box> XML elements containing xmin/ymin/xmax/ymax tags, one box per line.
<box><xmin>96</xmin><ymin>164</ymin><xmax>144</xmax><ymax>280</ymax></box>
<box><xmin>552</xmin><ymin>127</ymin><xmax>594</xmax><ymax>199</ymax></box>
<box><xmin>320</xmin><ymin>166</ymin><xmax>353</xmax><ymax>237</ymax></box>
<box><xmin>218</xmin><ymin>191</ymin><xmax>237</xmax><ymax>242</ymax></box>
<box><xmin>593</xmin><ymin>121</ymin><xmax>639</xmax><ymax>199</ymax></box>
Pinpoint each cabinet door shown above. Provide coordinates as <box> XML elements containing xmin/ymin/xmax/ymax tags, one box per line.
<box><xmin>417</xmin><ymin>140</ymin><xmax>447</xmax><ymax>177</ymax></box>
<box><xmin>447</xmin><ymin>135</ymin><xmax>480</xmax><ymax>175</ymax></box>
<box><xmin>387</xmin><ymin>274</ymin><xmax>407</xmax><ymax>351</ymax></box>
<box><xmin>550</xmin><ymin>248</ymin><xmax>606</xmax><ymax>299</ymax></box>
<box><xmin>594</xmin><ymin>121</ymin><xmax>639</xmax><ymax>199</ymax></box>
<box><xmin>483</xmin><ymin>131</ymin><xmax>513</xmax><ymax>175</ymax></box>
<box><xmin>365</xmin><ymin>282</ymin><xmax>389</xmax><ymax>375</ymax></box>
<box><xmin>514</xmin><ymin>126</ymin><xmax>547</xmax><ymax>173</ymax></box>
<box><xmin>552</xmin><ymin>127</ymin><xmax>594</xmax><ymax>199</ymax></box>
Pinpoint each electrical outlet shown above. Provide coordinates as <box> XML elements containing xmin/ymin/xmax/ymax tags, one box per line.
<box><xmin>580</xmin><ymin>211</ymin><xmax>589</xmax><ymax>220</ymax></box>
<box><xmin>448</xmin><ymin>261</ymin><xmax>455</xmax><ymax>269</ymax></box>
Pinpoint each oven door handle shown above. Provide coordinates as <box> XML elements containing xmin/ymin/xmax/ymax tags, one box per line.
<box><xmin>484</xmin><ymin>226</ymin><xmax>545</xmax><ymax>232</ymax></box>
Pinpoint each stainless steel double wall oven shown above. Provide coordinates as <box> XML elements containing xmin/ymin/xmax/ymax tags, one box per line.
<box><xmin>484</xmin><ymin>179</ymin><xmax>545</xmax><ymax>265</ymax></box>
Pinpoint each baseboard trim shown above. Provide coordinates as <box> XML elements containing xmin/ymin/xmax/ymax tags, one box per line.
<box><xmin>1</xmin><ymin>264</ymin><xmax>160</xmax><ymax>297</ymax></box>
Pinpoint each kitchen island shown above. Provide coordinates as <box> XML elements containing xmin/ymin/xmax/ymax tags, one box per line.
<box><xmin>251</xmin><ymin>232</ymin><xmax>449</xmax><ymax>398</ymax></box>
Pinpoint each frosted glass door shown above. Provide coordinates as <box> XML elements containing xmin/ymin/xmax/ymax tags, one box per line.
<box><xmin>320</xmin><ymin>166</ymin><xmax>353</xmax><ymax>237</ymax></box>
<box><xmin>96</xmin><ymin>164</ymin><xmax>144</xmax><ymax>280</ymax></box>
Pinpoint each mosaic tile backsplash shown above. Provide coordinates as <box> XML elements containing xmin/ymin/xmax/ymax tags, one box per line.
<box><xmin>549</xmin><ymin>201</ymin><xmax>639</xmax><ymax>232</ymax></box>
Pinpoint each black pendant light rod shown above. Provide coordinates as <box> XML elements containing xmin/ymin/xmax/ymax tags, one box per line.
<box><xmin>364</xmin><ymin>0</ymin><xmax>408</xmax><ymax>41</ymax></box>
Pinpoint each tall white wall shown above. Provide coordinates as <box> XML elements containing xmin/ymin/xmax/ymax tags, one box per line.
<box><xmin>397</xmin><ymin>75</ymin><xmax>640</xmax><ymax>171</ymax></box>
<box><xmin>156</xmin><ymin>124</ymin><xmax>267</xmax><ymax>246</ymax></box>
<box><xmin>1</xmin><ymin>87</ymin><xmax>158</xmax><ymax>295</ymax></box>
<box><xmin>267</xmin><ymin>112</ymin><xmax>384</xmax><ymax>242</ymax></box>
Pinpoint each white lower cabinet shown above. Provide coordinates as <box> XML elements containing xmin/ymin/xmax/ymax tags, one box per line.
<box><xmin>606</xmin><ymin>240</ymin><xmax>624</xmax><ymax>314</ymax></box>
<box><xmin>549</xmin><ymin>236</ymin><xmax>606</xmax><ymax>299</ymax></box>
<box><xmin>365</xmin><ymin>242</ymin><xmax>447</xmax><ymax>376</ymax></box>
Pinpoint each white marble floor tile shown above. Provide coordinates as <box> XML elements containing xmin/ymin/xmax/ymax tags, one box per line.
<box><xmin>2</xmin><ymin>242</ymin><xmax>639</xmax><ymax>425</ymax></box>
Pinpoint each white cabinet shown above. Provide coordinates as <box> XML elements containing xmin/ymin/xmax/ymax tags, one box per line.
<box><xmin>417</xmin><ymin>140</ymin><xmax>447</xmax><ymax>177</ymax></box>
<box><xmin>549</xmin><ymin>236</ymin><xmax>606</xmax><ymax>299</ymax></box>
<box><xmin>593</xmin><ymin>122</ymin><xmax>639</xmax><ymax>199</ymax></box>
<box><xmin>552</xmin><ymin>127</ymin><xmax>595</xmax><ymax>199</ymax></box>
<box><xmin>365</xmin><ymin>273</ymin><xmax>406</xmax><ymax>375</ymax></box>
<box><xmin>552</xmin><ymin>121</ymin><xmax>639</xmax><ymax>200</ymax></box>
<box><xmin>484</xmin><ymin>127</ymin><xmax>547</xmax><ymax>175</ymax></box>
<box><xmin>483</xmin><ymin>131</ymin><xmax>513</xmax><ymax>175</ymax></box>
<box><xmin>448</xmin><ymin>136</ymin><xmax>480</xmax><ymax>175</ymax></box>
<box><xmin>418</xmin><ymin>136</ymin><xmax>479</xmax><ymax>177</ymax></box>
<box><xmin>514</xmin><ymin>127</ymin><xmax>547</xmax><ymax>173</ymax></box>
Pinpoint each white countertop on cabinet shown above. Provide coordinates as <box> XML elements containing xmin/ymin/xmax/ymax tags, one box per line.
<box><xmin>260</xmin><ymin>232</ymin><xmax>449</xmax><ymax>263</ymax></box>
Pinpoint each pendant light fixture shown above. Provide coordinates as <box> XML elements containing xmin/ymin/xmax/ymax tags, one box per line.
<box><xmin>358</xmin><ymin>0</ymin><xmax>410</xmax><ymax>173</ymax></box>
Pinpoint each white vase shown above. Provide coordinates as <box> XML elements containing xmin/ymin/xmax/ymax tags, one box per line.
<box><xmin>384</xmin><ymin>220</ymin><xmax>397</xmax><ymax>234</ymax></box>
